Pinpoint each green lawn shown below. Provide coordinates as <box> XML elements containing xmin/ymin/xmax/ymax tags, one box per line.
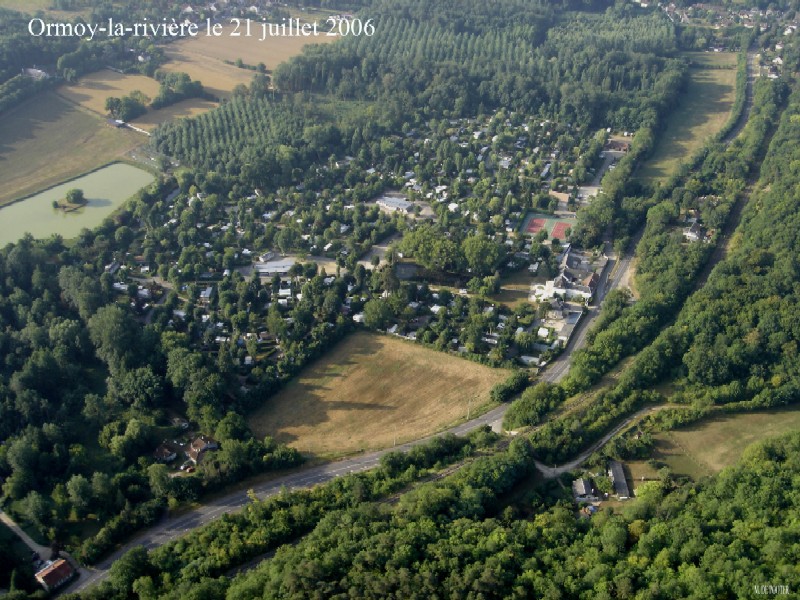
<box><xmin>650</xmin><ymin>408</ymin><xmax>800</xmax><ymax>479</ymax></box>
<box><xmin>637</xmin><ymin>52</ymin><xmax>738</xmax><ymax>184</ymax></box>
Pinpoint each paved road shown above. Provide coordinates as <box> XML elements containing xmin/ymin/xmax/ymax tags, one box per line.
<box><xmin>73</xmin><ymin>252</ymin><xmax>636</xmax><ymax>593</ymax></box>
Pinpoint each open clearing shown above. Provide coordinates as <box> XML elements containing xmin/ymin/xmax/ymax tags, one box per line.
<box><xmin>0</xmin><ymin>91</ymin><xmax>142</xmax><ymax>206</ymax></box>
<box><xmin>0</xmin><ymin>0</ymin><xmax>85</xmax><ymax>19</ymax></box>
<box><xmin>637</xmin><ymin>52</ymin><xmax>738</xmax><ymax>184</ymax></box>
<box><xmin>57</xmin><ymin>70</ymin><xmax>216</xmax><ymax>132</ymax></box>
<box><xmin>162</xmin><ymin>25</ymin><xmax>337</xmax><ymax>99</ymax></box>
<box><xmin>649</xmin><ymin>408</ymin><xmax>800</xmax><ymax>479</ymax></box>
<box><xmin>248</xmin><ymin>331</ymin><xmax>510</xmax><ymax>457</ymax></box>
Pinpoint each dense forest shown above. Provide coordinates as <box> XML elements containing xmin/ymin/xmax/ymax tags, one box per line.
<box><xmin>2</xmin><ymin>0</ymin><xmax>800</xmax><ymax>596</ymax></box>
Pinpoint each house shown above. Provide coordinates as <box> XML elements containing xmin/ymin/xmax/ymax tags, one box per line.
<box><xmin>199</xmin><ymin>286</ymin><xmax>214</xmax><ymax>304</ymax></box>
<box><xmin>186</xmin><ymin>435</ymin><xmax>218</xmax><ymax>464</ymax></box>
<box><xmin>605</xmin><ymin>139</ymin><xmax>631</xmax><ymax>152</ymax></box>
<box><xmin>153</xmin><ymin>442</ymin><xmax>177</xmax><ymax>463</ymax></box>
<box><xmin>35</xmin><ymin>559</ymin><xmax>74</xmax><ymax>592</ymax></box>
<box><xmin>572</xmin><ymin>478</ymin><xmax>597</xmax><ymax>502</ymax></box>
<box><xmin>608</xmin><ymin>460</ymin><xmax>630</xmax><ymax>499</ymax></box>
<box><xmin>683</xmin><ymin>221</ymin><xmax>705</xmax><ymax>242</ymax></box>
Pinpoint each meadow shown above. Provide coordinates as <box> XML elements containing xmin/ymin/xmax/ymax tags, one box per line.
<box><xmin>0</xmin><ymin>92</ymin><xmax>142</xmax><ymax>206</ymax></box>
<box><xmin>248</xmin><ymin>332</ymin><xmax>510</xmax><ymax>457</ymax></box>
<box><xmin>161</xmin><ymin>25</ymin><xmax>337</xmax><ymax>99</ymax></box>
<box><xmin>637</xmin><ymin>51</ymin><xmax>738</xmax><ymax>183</ymax></box>
<box><xmin>56</xmin><ymin>69</ymin><xmax>216</xmax><ymax>132</ymax></box>
<box><xmin>630</xmin><ymin>408</ymin><xmax>800</xmax><ymax>482</ymax></box>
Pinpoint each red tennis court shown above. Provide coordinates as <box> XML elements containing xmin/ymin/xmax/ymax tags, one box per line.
<box><xmin>551</xmin><ymin>222</ymin><xmax>570</xmax><ymax>240</ymax></box>
<box><xmin>525</xmin><ymin>218</ymin><xmax>546</xmax><ymax>234</ymax></box>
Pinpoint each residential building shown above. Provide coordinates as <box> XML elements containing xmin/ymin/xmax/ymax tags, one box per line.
<box><xmin>35</xmin><ymin>559</ymin><xmax>74</xmax><ymax>592</ymax></box>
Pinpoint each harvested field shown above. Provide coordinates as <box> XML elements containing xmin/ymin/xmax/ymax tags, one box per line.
<box><xmin>57</xmin><ymin>69</ymin><xmax>215</xmax><ymax>132</ymax></box>
<box><xmin>162</xmin><ymin>25</ymin><xmax>337</xmax><ymax>99</ymax></box>
<box><xmin>0</xmin><ymin>91</ymin><xmax>142</xmax><ymax>206</ymax></box>
<box><xmin>248</xmin><ymin>332</ymin><xmax>511</xmax><ymax>457</ymax></box>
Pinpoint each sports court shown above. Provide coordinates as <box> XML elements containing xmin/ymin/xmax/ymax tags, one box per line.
<box><xmin>521</xmin><ymin>212</ymin><xmax>575</xmax><ymax>240</ymax></box>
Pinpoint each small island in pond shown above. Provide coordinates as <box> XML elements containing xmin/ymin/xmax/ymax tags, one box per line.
<box><xmin>52</xmin><ymin>188</ymin><xmax>88</xmax><ymax>212</ymax></box>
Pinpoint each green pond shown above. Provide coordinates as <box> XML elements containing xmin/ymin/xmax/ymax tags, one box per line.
<box><xmin>0</xmin><ymin>163</ymin><xmax>154</xmax><ymax>246</ymax></box>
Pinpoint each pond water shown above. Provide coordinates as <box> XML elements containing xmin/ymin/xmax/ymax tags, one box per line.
<box><xmin>0</xmin><ymin>163</ymin><xmax>154</xmax><ymax>246</ymax></box>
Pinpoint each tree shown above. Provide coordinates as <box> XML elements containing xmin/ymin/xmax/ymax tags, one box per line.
<box><xmin>22</xmin><ymin>491</ymin><xmax>50</xmax><ymax>531</ymax></box>
<box><xmin>66</xmin><ymin>474</ymin><xmax>92</xmax><ymax>517</ymax></box>
<box><xmin>88</xmin><ymin>304</ymin><xmax>141</xmax><ymax>374</ymax></box>
<box><xmin>107</xmin><ymin>366</ymin><xmax>164</xmax><ymax>411</ymax></box>
<box><xmin>462</xmin><ymin>235</ymin><xmax>503</xmax><ymax>276</ymax></box>
<box><xmin>147</xmin><ymin>463</ymin><xmax>172</xmax><ymax>498</ymax></box>
<box><xmin>363</xmin><ymin>299</ymin><xmax>392</xmax><ymax>329</ymax></box>
<box><xmin>65</xmin><ymin>188</ymin><xmax>86</xmax><ymax>205</ymax></box>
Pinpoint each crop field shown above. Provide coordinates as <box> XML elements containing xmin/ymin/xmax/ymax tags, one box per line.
<box><xmin>520</xmin><ymin>212</ymin><xmax>575</xmax><ymax>240</ymax></box>
<box><xmin>162</xmin><ymin>25</ymin><xmax>338</xmax><ymax>99</ymax></box>
<box><xmin>649</xmin><ymin>408</ymin><xmax>800</xmax><ymax>479</ymax></box>
<box><xmin>637</xmin><ymin>51</ymin><xmax>738</xmax><ymax>183</ymax></box>
<box><xmin>0</xmin><ymin>92</ymin><xmax>142</xmax><ymax>206</ymax></box>
<box><xmin>248</xmin><ymin>331</ymin><xmax>511</xmax><ymax>457</ymax></box>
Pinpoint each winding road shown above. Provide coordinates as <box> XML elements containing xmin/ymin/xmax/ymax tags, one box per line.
<box><xmin>69</xmin><ymin>51</ymin><xmax>760</xmax><ymax>595</ymax></box>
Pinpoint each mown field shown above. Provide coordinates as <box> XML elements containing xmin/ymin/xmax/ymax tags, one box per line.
<box><xmin>248</xmin><ymin>331</ymin><xmax>510</xmax><ymax>457</ymax></box>
<box><xmin>637</xmin><ymin>51</ymin><xmax>738</xmax><ymax>183</ymax></box>
<box><xmin>162</xmin><ymin>25</ymin><xmax>337</xmax><ymax>99</ymax></box>
<box><xmin>0</xmin><ymin>91</ymin><xmax>142</xmax><ymax>206</ymax></box>
<box><xmin>631</xmin><ymin>408</ymin><xmax>800</xmax><ymax>481</ymax></box>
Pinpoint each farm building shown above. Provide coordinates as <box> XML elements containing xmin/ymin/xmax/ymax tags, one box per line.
<box><xmin>572</xmin><ymin>478</ymin><xmax>598</xmax><ymax>502</ymax></box>
<box><xmin>608</xmin><ymin>460</ymin><xmax>630</xmax><ymax>499</ymax></box>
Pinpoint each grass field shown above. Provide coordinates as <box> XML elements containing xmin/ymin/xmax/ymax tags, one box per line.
<box><xmin>637</xmin><ymin>52</ymin><xmax>738</xmax><ymax>183</ymax></box>
<box><xmin>520</xmin><ymin>211</ymin><xmax>575</xmax><ymax>240</ymax></box>
<box><xmin>57</xmin><ymin>70</ymin><xmax>217</xmax><ymax>132</ymax></box>
<box><xmin>0</xmin><ymin>0</ymin><xmax>84</xmax><ymax>18</ymax></box>
<box><xmin>0</xmin><ymin>91</ymin><xmax>142</xmax><ymax>206</ymax></box>
<box><xmin>649</xmin><ymin>408</ymin><xmax>800</xmax><ymax>479</ymax></box>
<box><xmin>248</xmin><ymin>332</ymin><xmax>511</xmax><ymax>457</ymax></box>
<box><xmin>490</xmin><ymin>268</ymin><xmax>538</xmax><ymax>308</ymax></box>
<box><xmin>162</xmin><ymin>25</ymin><xmax>337</xmax><ymax>99</ymax></box>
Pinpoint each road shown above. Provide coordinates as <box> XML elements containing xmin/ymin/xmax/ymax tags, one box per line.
<box><xmin>72</xmin><ymin>245</ymin><xmax>638</xmax><ymax>593</ymax></box>
<box><xmin>533</xmin><ymin>406</ymin><xmax>664</xmax><ymax>478</ymax></box>
<box><xmin>0</xmin><ymin>510</ymin><xmax>87</xmax><ymax>594</ymax></box>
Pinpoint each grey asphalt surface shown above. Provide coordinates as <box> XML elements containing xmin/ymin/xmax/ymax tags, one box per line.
<box><xmin>73</xmin><ymin>248</ymin><xmax>637</xmax><ymax>593</ymax></box>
